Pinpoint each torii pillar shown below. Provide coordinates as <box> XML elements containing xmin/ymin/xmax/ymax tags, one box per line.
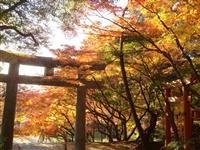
<box><xmin>74</xmin><ymin>71</ymin><xmax>93</xmax><ymax>150</ymax></box>
<box><xmin>183</xmin><ymin>85</ymin><xmax>192</xmax><ymax>150</ymax></box>
<box><xmin>75</xmin><ymin>84</ymin><xmax>87</xmax><ymax>150</ymax></box>
<box><xmin>164</xmin><ymin>88</ymin><xmax>171</xmax><ymax>146</ymax></box>
<box><xmin>74</xmin><ymin>65</ymin><xmax>105</xmax><ymax>150</ymax></box>
<box><xmin>1</xmin><ymin>62</ymin><xmax>19</xmax><ymax>150</ymax></box>
<box><xmin>75</xmin><ymin>67</ymin><xmax>86</xmax><ymax>150</ymax></box>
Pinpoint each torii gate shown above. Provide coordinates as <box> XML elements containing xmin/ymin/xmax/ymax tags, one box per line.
<box><xmin>0</xmin><ymin>50</ymin><xmax>105</xmax><ymax>150</ymax></box>
<box><xmin>164</xmin><ymin>77</ymin><xmax>200</xmax><ymax>150</ymax></box>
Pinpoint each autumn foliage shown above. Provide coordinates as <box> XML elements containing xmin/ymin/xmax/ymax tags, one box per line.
<box><xmin>1</xmin><ymin>0</ymin><xmax>199</xmax><ymax>150</ymax></box>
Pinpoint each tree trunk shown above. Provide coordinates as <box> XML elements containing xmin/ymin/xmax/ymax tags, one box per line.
<box><xmin>119</xmin><ymin>36</ymin><xmax>148</xmax><ymax>150</ymax></box>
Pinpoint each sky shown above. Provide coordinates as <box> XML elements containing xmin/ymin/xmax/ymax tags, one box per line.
<box><xmin>0</xmin><ymin>62</ymin><xmax>45</xmax><ymax>76</ymax></box>
<box><xmin>0</xmin><ymin>19</ymin><xmax>86</xmax><ymax>76</ymax></box>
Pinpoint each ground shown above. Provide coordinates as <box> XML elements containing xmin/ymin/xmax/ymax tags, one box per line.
<box><xmin>13</xmin><ymin>143</ymin><xmax>136</xmax><ymax>150</ymax></box>
<box><xmin>13</xmin><ymin>136</ymin><xmax>137</xmax><ymax>150</ymax></box>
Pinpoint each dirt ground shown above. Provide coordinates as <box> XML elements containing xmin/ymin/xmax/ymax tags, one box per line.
<box><xmin>13</xmin><ymin>137</ymin><xmax>136</xmax><ymax>150</ymax></box>
<box><xmin>13</xmin><ymin>142</ymin><xmax>136</xmax><ymax>150</ymax></box>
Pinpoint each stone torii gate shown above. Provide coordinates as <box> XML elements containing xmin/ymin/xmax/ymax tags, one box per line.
<box><xmin>0</xmin><ymin>50</ymin><xmax>105</xmax><ymax>150</ymax></box>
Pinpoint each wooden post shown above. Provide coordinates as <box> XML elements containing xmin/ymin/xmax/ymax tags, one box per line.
<box><xmin>75</xmin><ymin>85</ymin><xmax>86</xmax><ymax>150</ymax></box>
<box><xmin>1</xmin><ymin>62</ymin><xmax>19</xmax><ymax>150</ymax></box>
<box><xmin>183</xmin><ymin>85</ymin><xmax>191</xmax><ymax>150</ymax></box>
<box><xmin>165</xmin><ymin>88</ymin><xmax>171</xmax><ymax>146</ymax></box>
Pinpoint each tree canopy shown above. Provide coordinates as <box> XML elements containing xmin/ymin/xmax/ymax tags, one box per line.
<box><xmin>0</xmin><ymin>0</ymin><xmax>86</xmax><ymax>52</ymax></box>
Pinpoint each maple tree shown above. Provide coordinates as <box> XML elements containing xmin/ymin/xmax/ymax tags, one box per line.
<box><xmin>79</xmin><ymin>0</ymin><xmax>200</xmax><ymax>149</ymax></box>
<box><xmin>1</xmin><ymin>0</ymin><xmax>200</xmax><ymax>150</ymax></box>
<box><xmin>86</xmin><ymin>84</ymin><xmax>136</xmax><ymax>142</ymax></box>
<box><xmin>15</xmin><ymin>85</ymin><xmax>76</xmax><ymax>142</ymax></box>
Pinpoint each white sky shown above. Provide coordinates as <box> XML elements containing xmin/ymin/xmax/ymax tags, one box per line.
<box><xmin>0</xmin><ymin>62</ymin><xmax>9</xmax><ymax>74</ymax></box>
<box><xmin>116</xmin><ymin>0</ymin><xmax>128</xmax><ymax>9</ymax></box>
<box><xmin>47</xmin><ymin>21</ymin><xmax>85</xmax><ymax>49</ymax></box>
<box><xmin>0</xmin><ymin>63</ymin><xmax>44</xmax><ymax>76</ymax></box>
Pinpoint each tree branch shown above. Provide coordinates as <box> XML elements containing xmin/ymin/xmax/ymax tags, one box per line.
<box><xmin>0</xmin><ymin>0</ymin><xmax>27</xmax><ymax>16</ymax></box>
<box><xmin>0</xmin><ymin>25</ymin><xmax>39</xmax><ymax>45</ymax></box>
